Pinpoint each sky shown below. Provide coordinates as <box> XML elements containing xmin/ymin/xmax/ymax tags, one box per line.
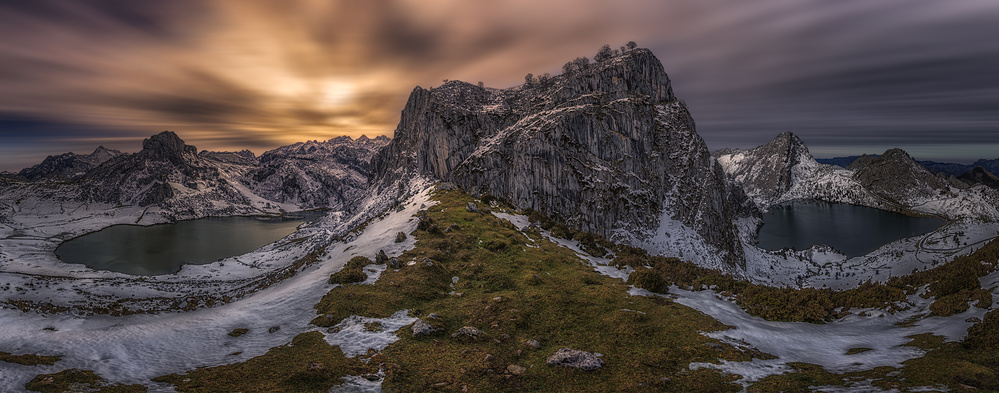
<box><xmin>1</xmin><ymin>0</ymin><xmax>997</xmax><ymax>171</ymax></box>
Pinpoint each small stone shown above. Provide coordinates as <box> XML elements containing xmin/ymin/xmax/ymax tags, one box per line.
<box><xmin>388</xmin><ymin>258</ymin><xmax>401</xmax><ymax>268</ymax></box>
<box><xmin>412</xmin><ymin>319</ymin><xmax>437</xmax><ymax>337</ymax></box>
<box><xmin>966</xmin><ymin>316</ymin><xmax>982</xmax><ymax>323</ymax></box>
<box><xmin>427</xmin><ymin>313</ymin><xmax>442</xmax><ymax>320</ymax></box>
<box><xmin>506</xmin><ymin>364</ymin><xmax>527</xmax><ymax>375</ymax></box>
<box><xmin>483</xmin><ymin>354</ymin><xmax>495</xmax><ymax>362</ymax></box>
<box><xmin>546</xmin><ymin>348</ymin><xmax>604</xmax><ymax>370</ymax></box>
<box><xmin>492</xmin><ymin>296</ymin><xmax>503</xmax><ymax>302</ymax></box>
<box><xmin>268</xmin><ymin>326</ymin><xmax>280</xmax><ymax>333</ymax></box>
<box><xmin>452</xmin><ymin>326</ymin><xmax>485</xmax><ymax>340</ymax></box>
<box><xmin>501</xmin><ymin>334</ymin><xmax>511</xmax><ymax>340</ymax></box>
<box><xmin>466</xmin><ymin>202</ymin><xmax>480</xmax><ymax>213</ymax></box>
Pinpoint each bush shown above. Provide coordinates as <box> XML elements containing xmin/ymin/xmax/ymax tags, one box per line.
<box><xmin>395</xmin><ymin>232</ymin><xmax>407</xmax><ymax>243</ymax></box>
<box><xmin>329</xmin><ymin>268</ymin><xmax>367</xmax><ymax>285</ymax></box>
<box><xmin>628</xmin><ymin>269</ymin><xmax>669</xmax><ymax>294</ymax></box>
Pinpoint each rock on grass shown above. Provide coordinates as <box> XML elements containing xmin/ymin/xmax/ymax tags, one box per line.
<box><xmin>546</xmin><ymin>348</ymin><xmax>604</xmax><ymax>371</ymax></box>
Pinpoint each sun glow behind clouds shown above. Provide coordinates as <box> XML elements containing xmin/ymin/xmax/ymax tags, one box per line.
<box><xmin>1</xmin><ymin>0</ymin><xmax>999</xmax><ymax>170</ymax></box>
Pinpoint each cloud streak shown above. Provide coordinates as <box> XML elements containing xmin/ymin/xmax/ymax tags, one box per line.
<box><xmin>1</xmin><ymin>0</ymin><xmax>997</xmax><ymax>170</ymax></box>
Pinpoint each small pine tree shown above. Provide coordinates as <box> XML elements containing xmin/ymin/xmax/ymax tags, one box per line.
<box><xmin>524</xmin><ymin>73</ymin><xmax>534</xmax><ymax>86</ymax></box>
<box><xmin>477</xmin><ymin>81</ymin><xmax>484</xmax><ymax>88</ymax></box>
<box><xmin>539</xmin><ymin>72</ymin><xmax>551</xmax><ymax>85</ymax></box>
<box><xmin>626</xmin><ymin>41</ymin><xmax>637</xmax><ymax>50</ymax></box>
<box><xmin>595</xmin><ymin>44</ymin><xmax>613</xmax><ymax>62</ymax></box>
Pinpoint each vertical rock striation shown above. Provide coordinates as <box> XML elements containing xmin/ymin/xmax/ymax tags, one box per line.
<box><xmin>371</xmin><ymin>48</ymin><xmax>745</xmax><ymax>268</ymax></box>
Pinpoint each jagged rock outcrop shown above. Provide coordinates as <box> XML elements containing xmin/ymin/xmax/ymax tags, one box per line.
<box><xmin>371</xmin><ymin>48</ymin><xmax>745</xmax><ymax>268</ymax></box>
<box><xmin>848</xmin><ymin>149</ymin><xmax>964</xmax><ymax>205</ymax></box>
<box><xmin>958</xmin><ymin>167</ymin><xmax>999</xmax><ymax>189</ymax></box>
<box><xmin>199</xmin><ymin>149</ymin><xmax>258</xmax><ymax>166</ymax></box>
<box><xmin>244</xmin><ymin>136</ymin><xmax>389</xmax><ymax>209</ymax></box>
<box><xmin>718</xmin><ymin>134</ymin><xmax>999</xmax><ymax>220</ymax></box>
<box><xmin>2</xmin><ymin>131</ymin><xmax>388</xmax><ymax>219</ymax></box>
<box><xmin>81</xmin><ymin>131</ymin><xmax>241</xmax><ymax>208</ymax></box>
<box><xmin>714</xmin><ymin>132</ymin><xmax>811</xmax><ymax>207</ymax></box>
<box><xmin>18</xmin><ymin>146</ymin><xmax>122</xmax><ymax>181</ymax></box>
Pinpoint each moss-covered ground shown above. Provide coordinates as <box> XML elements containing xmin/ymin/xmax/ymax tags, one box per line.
<box><xmin>25</xmin><ymin>369</ymin><xmax>146</xmax><ymax>393</ymax></box>
<box><xmin>0</xmin><ymin>351</ymin><xmax>60</xmax><ymax>366</ymax></box>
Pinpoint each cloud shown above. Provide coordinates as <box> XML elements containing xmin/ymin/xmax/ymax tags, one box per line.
<box><xmin>1</xmin><ymin>0</ymin><xmax>998</xmax><ymax>170</ymax></box>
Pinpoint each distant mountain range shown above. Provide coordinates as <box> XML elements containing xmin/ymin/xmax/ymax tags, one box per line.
<box><xmin>0</xmin><ymin>131</ymin><xmax>389</xmax><ymax>220</ymax></box>
<box><xmin>817</xmin><ymin>155</ymin><xmax>999</xmax><ymax>179</ymax></box>
<box><xmin>718</xmin><ymin>134</ymin><xmax>999</xmax><ymax>220</ymax></box>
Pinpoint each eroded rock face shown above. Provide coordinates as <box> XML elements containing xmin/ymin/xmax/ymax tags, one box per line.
<box><xmin>18</xmin><ymin>146</ymin><xmax>123</xmax><ymax>181</ymax></box>
<box><xmin>849</xmin><ymin>148</ymin><xmax>959</xmax><ymax>205</ymax></box>
<box><xmin>243</xmin><ymin>135</ymin><xmax>389</xmax><ymax>209</ymax></box>
<box><xmin>370</xmin><ymin>48</ymin><xmax>745</xmax><ymax>267</ymax></box>
<box><xmin>715</xmin><ymin>132</ymin><xmax>811</xmax><ymax>207</ymax></box>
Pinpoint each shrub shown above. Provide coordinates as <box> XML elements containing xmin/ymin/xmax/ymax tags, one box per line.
<box><xmin>628</xmin><ymin>268</ymin><xmax>669</xmax><ymax>294</ymax></box>
<box><xmin>329</xmin><ymin>268</ymin><xmax>367</xmax><ymax>285</ymax></box>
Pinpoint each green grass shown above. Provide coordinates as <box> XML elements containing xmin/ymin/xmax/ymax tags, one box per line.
<box><xmin>25</xmin><ymin>369</ymin><xmax>146</xmax><ymax>393</ymax></box>
<box><xmin>0</xmin><ymin>351</ymin><xmax>60</xmax><ymax>366</ymax></box>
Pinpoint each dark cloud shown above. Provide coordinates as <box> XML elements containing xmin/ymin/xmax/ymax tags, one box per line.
<box><xmin>1</xmin><ymin>0</ymin><xmax>997</xmax><ymax>170</ymax></box>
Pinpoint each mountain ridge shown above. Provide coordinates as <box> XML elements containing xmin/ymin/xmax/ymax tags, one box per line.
<box><xmin>370</xmin><ymin>48</ymin><xmax>746</xmax><ymax>269</ymax></box>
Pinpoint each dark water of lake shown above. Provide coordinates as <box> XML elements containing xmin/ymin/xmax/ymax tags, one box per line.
<box><xmin>756</xmin><ymin>200</ymin><xmax>942</xmax><ymax>258</ymax></box>
<box><xmin>56</xmin><ymin>212</ymin><xmax>324</xmax><ymax>276</ymax></box>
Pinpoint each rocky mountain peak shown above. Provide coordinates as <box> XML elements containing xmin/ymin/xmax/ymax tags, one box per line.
<box><xmin>715</xmin><ymin>132</ymin><xmax>817</xmax><ymax>207</ymax></box>
<box><xmin>371</xmin><ymin>46</ymin><xmax>744</xmax><ymax>269</ymax></box>
<box><xmin>850</xmin><ymin>148</ymin><xmax>952</xmax><ymax>204</ymax></box>
<box><xmin>958</xmin><ymin>166</ymin><xmax>999</xmax><ymax>189</ymax></box>
<box><xmin>141</xmin><ymin>131</ymin><xmax>196</xmax><ymax>158</ymax></box>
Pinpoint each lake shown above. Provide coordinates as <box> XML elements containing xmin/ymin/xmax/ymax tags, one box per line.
<box><xmin>756</xmin><ymin>200</ymin><xmax>942</xmax><ymax>258</ymax></box>
<box><xmin>56</xmin><ymin>212</ymin><xmax>324</xmax><ymax>276</ymax></box>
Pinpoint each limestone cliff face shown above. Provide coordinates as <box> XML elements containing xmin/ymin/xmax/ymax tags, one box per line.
<box><xmin>370</xmin><ymin>48</ymin><xmax>745</xmax><ymax>267</ymax></box>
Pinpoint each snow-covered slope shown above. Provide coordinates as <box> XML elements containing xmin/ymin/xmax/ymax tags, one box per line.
<box><xmin>0</xmin><ymin>131</ymin><xmax>391</xmax><ymax>312</ymax></box>
<box><xmin>245</xmin><ymin>135</ymin><xmax>389</xmax><ymax>210</ymax></box>
<box><xmin>716</xmin><ymin>133</ymin><xmax>999</xmax><ymax>221</ymax></box>
<box><xmin>1</xmin><ymin>131</ymin><xmax>389</xmax><ymax>221</ymax></box>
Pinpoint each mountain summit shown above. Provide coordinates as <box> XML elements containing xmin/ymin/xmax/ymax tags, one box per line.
<box><xmin>371</xmin><ymin>48</ymin><xmax>744</xmax><ymax>268</ymax></box>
